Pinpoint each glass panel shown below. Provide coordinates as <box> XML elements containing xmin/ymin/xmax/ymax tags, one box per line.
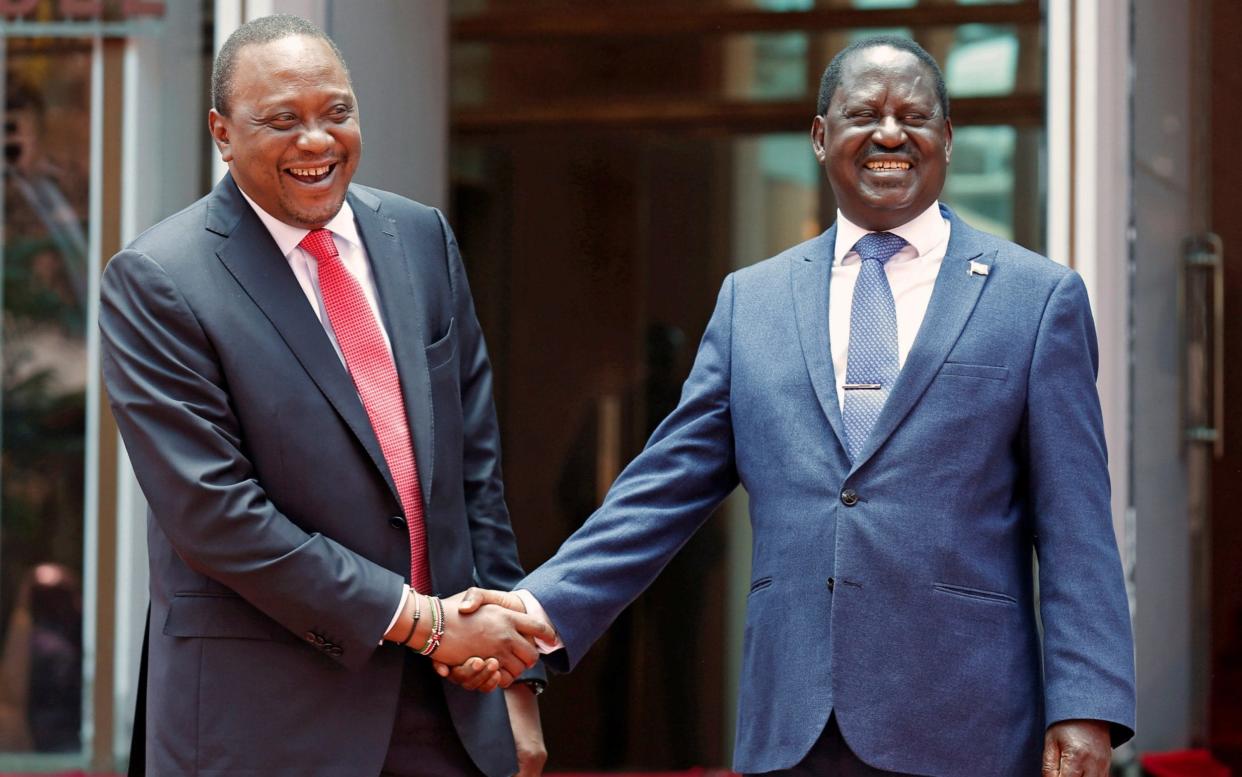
<box><xmin>0</xmin><ymin>39</ymin><xmax>91</xmax><ymax>757</ymax></box>
<box><xmin>453</xmin><ymin>0</ymin><xmax>1031</xmax><ymax>15</ymax></box>
<box><xmin>732</xmin><ymin>32</ymin><xmax>808</xmax><ymax>101</ymax></box>
<box><xmin>853</xmin><ymin>0</ymin><xmax>918</xmax><ymax>8</ymax></box>
<box><xmin>942</xmin><ymin>125</ymin><xmax>1045</xmax><ymax>253</ymax></box>
<box><xmin>751</xmin><ymin>133</ymin><xmax>823</xmax><ymax>252</ymax></box>
<box><xmin>452</xmin><ymin>24</ymin><xmax>1040</xmax><ymax>109</ymax></box>
<box><xmin>450</xmin><ymin>130</ymin><xmax>819</xmax><ymax>770</ymax></box>
<box><xmin>945</xmin><ymin>24</ymin><xmax>1020</xmax><ymax>96</ymax></box>
<box><xmin>453</xmin><ymin>31</ymin><xmax>819</xmax><ymax>108</ymax></box>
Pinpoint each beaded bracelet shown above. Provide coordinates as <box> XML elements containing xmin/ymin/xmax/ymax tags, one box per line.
<box><xmin>398</xmin><ymin>591</ymin><xmax>422</xmax><ymax>647</ymax></box>
<box><xmin>432</xmin><ymin>596</ymin><xmax>446</xmax><ymax>655</ymax></box>
<box><xmin>413</xmin><ymin>595</ymin><xmax>436</xmax><ymax>654</ymax></box>
<box><xmin>427</xmin><ymin>596</ymin><xmax>446</xmax><ymax>656</ymax></box>
<box><xmin>417</xmin><ymin>596</ymin><xmax>445</xmax><ymax>656</ymax></box>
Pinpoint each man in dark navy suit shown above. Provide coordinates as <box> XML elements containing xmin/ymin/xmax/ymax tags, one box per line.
<box><xmin>101</xmin><ymin>14</ymin><xmax>550</xmax><ymax>777</ymax></box>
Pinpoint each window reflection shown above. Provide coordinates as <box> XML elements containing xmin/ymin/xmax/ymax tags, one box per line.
<box><xmin>739</xmin><ymin>32</ymin><xmax>807</xmax><ymax>101</ymax></box>
<box><xmin>452</xmin><ymin>23</ymin><xmax>1037</xmax><ymax>109</ymax></box>
<box><xmin>946</xmin><ymin>24</ymin><xmax>1020</xmax><ymax>96</ymax></box>
<box><xmin>0</xmin><ymin>46</ymin><xmax>91</xmax><ymax>756</ymax></box>
<box><xmin>945</xmin><ymin>125</ymin><xmax>1016</xmax><ymax>238</ymax></box>
<box><xmin>942</xmin><ymin>125</ymin><xmax>1045</xmax><ymax>251</ymax></box>
<box><xmin>452</xmin><ymin>0</ymin><xmax>1030</xmax><ymax>13</ymax></box>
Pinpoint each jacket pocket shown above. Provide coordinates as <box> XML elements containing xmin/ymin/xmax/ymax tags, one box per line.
<box><xmin>932</xmin><ymin>582</ymin><xmax>1017</xmax><ymax>606</ymax></box>
<box><xmin>425</xmin><ymin>316</ymin><xmax>457</xmax><ymax>371</ymax></box>
<box><xmin>938</xmin><ymin>362</ymin><xmax>1009</xmax><ymax>381</ymax></box>
<box><xmin>163</xmin><ymin>592</ymin><xmax>294</xmax><ymax>642</ymax></box>
<box><xmin>748</xmin><ymin>576</ymin><xmax>773</xmax><ymax>596</ymax></box>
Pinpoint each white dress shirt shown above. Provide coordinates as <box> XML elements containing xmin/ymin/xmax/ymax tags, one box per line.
<box><xmin>830</xmin><ymin>200</ymin><xmax>951</xmax><ymax>409</ymax></box>
<box><xmin>237</xmin><ymin>188</ymin><xmax>412</xmax><ymax>636</ymax></box>
<box><xmin>238</xmin><ymin>189</ymin><xmax>393</xmax><ymax>363</ymax></box>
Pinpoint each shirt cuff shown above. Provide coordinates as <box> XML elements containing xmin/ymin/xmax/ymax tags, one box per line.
<box><xmin>381</xmin><ymin>585</ymin><xmax>411</xmax><ymax>645</ymax></box>
<box><xmin>513</xmin><ymin>589</ymin><xmax>563</xmax><ymax>653</ymax></box>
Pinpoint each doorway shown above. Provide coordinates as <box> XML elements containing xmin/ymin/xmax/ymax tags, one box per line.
<box><xmin>449</xmin><ymin>1</ymin><xmax>1047</xmax><ymax>769</ymax></box>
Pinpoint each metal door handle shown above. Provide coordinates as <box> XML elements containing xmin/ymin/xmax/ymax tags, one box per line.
<box><xmin>1182</xmin><ymin>232</ymin><xmax>1224</xmax><ymax>459</ymax></box>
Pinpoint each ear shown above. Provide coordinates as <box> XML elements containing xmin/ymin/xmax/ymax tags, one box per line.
<box><xmin>943</xmin><ymin>117</ymin><xmax>953</xmax><ymax>163</ymax></box>
<box><xmin>207</xmin><ymin>108</ymin><xmax>234</xmax><ymax>163</ymax></box>
<box><xmin>811</xmin><ymin>115</ymin><xmax>828</xmax><ymax>163</ymax></box>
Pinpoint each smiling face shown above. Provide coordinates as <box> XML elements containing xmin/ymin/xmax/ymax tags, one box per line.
<box><xmin>208</xmin><ymin>34</ymin><xmax>361</xmax><ymax>228</ymax></box>
<box><xmin>812</xmin><ymin>45</ymin><xmax>952</xmax><ymax>232</ymax></box>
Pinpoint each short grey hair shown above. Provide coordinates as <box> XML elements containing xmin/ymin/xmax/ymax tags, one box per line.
<box><xmin>211</xmin><ymin>14</ymin><xmax>350</xmax><ymax>116</ymax></box>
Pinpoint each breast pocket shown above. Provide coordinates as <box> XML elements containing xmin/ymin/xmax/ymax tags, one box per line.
<box><xmin>937</xmin><ymin>362</ymin><xmax>1009</xmax><ymax>381</ymax></box>
<box><xmin>425</xmin><ymin>317</ymin><xmax>457</xmax><ymax>372</ymax></box>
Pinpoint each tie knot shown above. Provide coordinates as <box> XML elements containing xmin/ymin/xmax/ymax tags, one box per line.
<box><xmin>299</xmin><ymin>228</ymin><xmax>338</xmax><ymax>262</ymax></box>
<box><xmin>851</xmin><ymin>232</ymin><xmax>908</xmax><ymax>265</ymax></box>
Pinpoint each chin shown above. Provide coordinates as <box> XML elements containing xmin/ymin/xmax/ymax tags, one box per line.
<box><xmin>286</xmin><ymin>198</ymin><xmax>346</xmax><ymax>228</ymax></box>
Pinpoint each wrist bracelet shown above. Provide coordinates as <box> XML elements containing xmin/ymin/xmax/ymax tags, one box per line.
<box><xmin>413</xmin><ymin>595</ymin><xmax>437</xmax><ymax>654</ymax></box>
<box><xmin>417</xmin><ymin>596</ymin><xmax>445</xmax><ymax>656</ymax></box>
<box><xmin>429</xmin><ymin>595</ymin><xmax>445</xmax><ymax>656</ymax></box>
<box><xmin>399</xmin><ymin>592</ymin><xmax>422</xmax><ymax>647</ymax></box>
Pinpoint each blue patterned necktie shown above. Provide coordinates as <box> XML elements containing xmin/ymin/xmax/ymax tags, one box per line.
<box><xmin>842</xmin><ymin>231</ymin><xmax>908</xmax><ymax>462</ymax></box>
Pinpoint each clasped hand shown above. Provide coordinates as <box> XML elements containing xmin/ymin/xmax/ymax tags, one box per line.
<box><xmin>428</xmin><ymin>588</ymin><xmax>550</xmax><ymax>684</ymax></box>
<box><xmin>432</xmin><ymin>588</ymin><xmax>539</xmax><ymax>692</ymax></box>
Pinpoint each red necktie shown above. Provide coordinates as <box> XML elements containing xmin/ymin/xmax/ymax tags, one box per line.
<box><xmin>299</xmin><ymin>228</ymin><xmax>432</xmax><ymax>593</ymax></box>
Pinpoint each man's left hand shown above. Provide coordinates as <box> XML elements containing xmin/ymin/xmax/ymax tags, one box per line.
<box><xmin>1042</xmin><ymin>719</ymin><xmax>1112</xmax><ymax>777</ymax></box>
<box><xmin>504</xmin><ymin>683</ymin><xmax>546</xmax><ymax>777</ymax></box>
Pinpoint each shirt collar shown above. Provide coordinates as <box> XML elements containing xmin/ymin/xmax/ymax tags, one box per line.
<box><xmin>237</xmin><ymin>184</ymin><xmax>362</xmax><ymax>258</ymax></box>
<box><xmin>833</xmin><ymin>200</ymin><xmax>946</xmax><ymax>265</ymax></box>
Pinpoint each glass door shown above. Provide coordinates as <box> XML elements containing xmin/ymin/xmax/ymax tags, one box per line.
<box><xmin>0</xmin><ymin>34</ymin><xmax>92</xmax><ymax>761</ymax></box>
<box><xmin>450</xmin><ymin>1</ymin><xmax>1046</xmax><ymax>769</ymax></box>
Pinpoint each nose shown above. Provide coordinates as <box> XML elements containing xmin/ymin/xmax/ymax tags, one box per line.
<box><xmin>872</xmin><ymin>115</ymin><xmax>905</xmax><ymax>147</ymax></box>
<box><xmin>297</xmin><ymin>121</ymin><xmax>334</xmax><ymax>152</ymax></box>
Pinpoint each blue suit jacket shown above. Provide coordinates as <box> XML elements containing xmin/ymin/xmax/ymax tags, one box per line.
<box><xmin>521</xmin><ymin>206</ymin><xmax>1136</xmax><ymax>776</ymax></box>
<box><xmin>101</xmin><ymin>175</ymin><xmax>539</xmax><ymax>777</ymax></box>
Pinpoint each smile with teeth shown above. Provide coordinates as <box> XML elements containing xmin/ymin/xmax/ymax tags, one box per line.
<box><xmin>865</xmin><ymin>160</ymin><xmax>912</xmax><ymax>171</ymax></box>
<box><xmin>287</xmin><ymin>164</ymin><xmax>335</xmax><ymax>182</ymax></box>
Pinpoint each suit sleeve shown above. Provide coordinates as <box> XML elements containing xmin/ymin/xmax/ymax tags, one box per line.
<box><xmin>1025</xmin><ymin>270</ymin><xmax>1136</xmax><ymax>744</ymax></box>
<box><xmin>100</xmin><ymin>250</ymin><xmax>404</xmax><ymax>671</ymax></box>
<box><xmin>519</xmin><ymin>274</ymin><xmax>742</xmax><ymax>672</ymax></box>
<box><xmin>435</xmin><ymin>211</ymin><xmax>547</xmax><ymax>683</ymax></box>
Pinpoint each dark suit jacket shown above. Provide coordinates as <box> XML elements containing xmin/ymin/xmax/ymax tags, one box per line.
<box><xmin>100</xmin><ymin>174</ymin><xmax>538</xmax><ymax>777</ymax></box>
<box><xmin>521</xmin><ymin>206</ymin><xmax>1136</xmax><ymax>776</ymax></box>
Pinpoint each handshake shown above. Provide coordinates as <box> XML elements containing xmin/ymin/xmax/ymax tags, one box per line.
<box><xmin>386</xmin><ymin>587</ymin><xmax>553</xmax><ymax>693</ymax></box>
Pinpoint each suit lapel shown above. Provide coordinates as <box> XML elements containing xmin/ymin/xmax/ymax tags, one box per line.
<box><xmin>350</xmin><ymin>189</ymin><xmax>436</xmax><ymax>504</ymax></box>
<box><xmin>208</xmin><ymin>175</ymin><xmax>401</xmax><ymax>502</ymax></box>
<box><xmin>849</xmin><ymin>206</ymin><xmax>995</xmax><ymax>470</ymax></box>
<box><xmin>791</xmin><ymin>226</ymin><xmax>849</xmax><ymax>455</ymax></box>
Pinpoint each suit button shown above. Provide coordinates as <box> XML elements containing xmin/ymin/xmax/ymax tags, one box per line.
<box><xmin>388</xmin><ymin>516</ymin><xmax>406</xmax><ymax>530</ymax></box>
<box><xmin>840</xmin><ymin>489</ymin><xmax>859</xmax><ymax>506</ymax></box>
<box><xmin>826</xmin><ymin>577</ymin><xmax>835</xmax><ymax>591</ymax></box>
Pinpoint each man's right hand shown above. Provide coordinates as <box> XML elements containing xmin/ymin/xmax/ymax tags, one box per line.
<box><xmin>433</xmin><ymin>588</ymin><xmax>536</xmax><ymax>690</ymax></box>
<box><xmin>431</xmin><ymin>588</ymin><xmax>552</xmax><ymax>679</ymax></box>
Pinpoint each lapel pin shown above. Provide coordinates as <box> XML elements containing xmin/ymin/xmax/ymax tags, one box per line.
<box><xmin>969</xmin><ymin>260</ymin><xmax>990</xmax><ymax>277</ymax></box>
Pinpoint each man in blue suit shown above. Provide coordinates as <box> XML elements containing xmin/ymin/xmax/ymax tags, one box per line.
<box><xmin>451</xmin><ymin>36</ymin><xmax>1136</xmax><ymax>776</ymax></box>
